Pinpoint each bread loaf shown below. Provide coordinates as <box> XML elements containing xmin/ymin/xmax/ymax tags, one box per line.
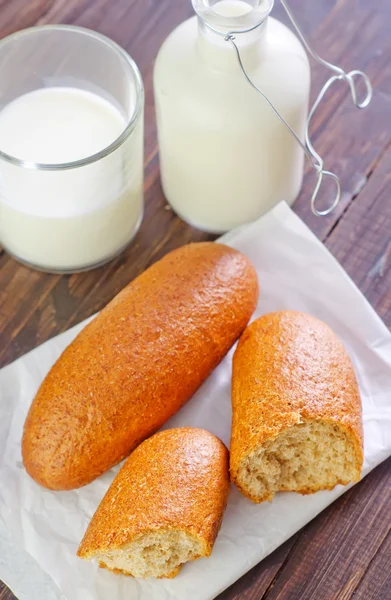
<box><xmin>22</xmin><ymin>242</ymin><xmax>258</xmax><ymax>490</ymax></box>
<box><xmin>77</xmin><ymin>428</ymin><xmax>229</xmax><ymax>578</ymax></box>
<box><xmin>230</xmin><ymin>311</ymin><xmax>363</xmax><ymax>503</ymax></box>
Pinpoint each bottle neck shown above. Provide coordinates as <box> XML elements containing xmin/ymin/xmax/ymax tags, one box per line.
<box><xmin>197</xmin><ymin>16</ymin><xmax>268</xmax><ymax>70</ymax></box>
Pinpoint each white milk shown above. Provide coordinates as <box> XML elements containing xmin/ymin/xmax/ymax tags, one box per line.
<box><xmin>0</xmin><ymin>87</ymin><xmax>143</xmax><ymax>271</ymax></box>
<box><xmin>213</xmin><ymin>0</ymin><xmax>252</xmax><ymax>17</ymax></box>
<box><xmin>154</xmin><ymin>0</ymin><xmax>310</xmax><ymax>232</ymax></box>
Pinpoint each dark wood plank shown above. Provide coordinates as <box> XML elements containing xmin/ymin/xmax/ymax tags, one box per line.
<box><xmin>325</xmin><ymin>147</ymin><xmax>391</xmax><ymax>327</ymax></box>
<box><xmin>352</xmin><ymin>531</ymin><xmax>391</xmax><ymax>600</ymax></box>
<box><xmin>0</xmin><ymin>588</ymin><xmax>14</xmax><ymax>600</ymax></box>
<box><xmin>294</xmin><ymin>0</ymin><xmax>391</xmax><ymax>239</ymax></box>
<box><xmin>272</xmin><ymin>0</ymin><xmax>336</xmax><ymax>35</ymax></box>
<box><xmin>0</xmin><ymin>0</ymin><xmax>52</xmax><ymax>36</ymax></box>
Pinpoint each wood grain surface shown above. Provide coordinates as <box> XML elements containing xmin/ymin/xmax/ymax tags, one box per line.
<box><xmin>0</xmin><ymin>0</ymin><xmax>390</xmax><ymax>599</ymax></box>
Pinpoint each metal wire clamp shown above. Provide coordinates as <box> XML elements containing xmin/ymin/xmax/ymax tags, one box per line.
<box><xmin>197</xmin><ymin>0</ymin><xmax>373</xmax><ymax>216</ymax></box>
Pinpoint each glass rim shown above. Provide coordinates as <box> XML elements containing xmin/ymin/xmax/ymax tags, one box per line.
<box><xmin>0</xmin><ymin>24</ymin><xmax>144</xmax><ymax>171</ymax></box>
<box><xmin>192</xmin><ymin>0</ymin><xmax>274</xmax><ymax>32</ymax></box>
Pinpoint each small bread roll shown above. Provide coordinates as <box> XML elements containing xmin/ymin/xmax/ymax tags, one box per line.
<box><xmin>77</xmin><ymin>428</ymin><xmax>229</xmax><ymax>578</ymax></box>
<box><xmin>230</xmin><ymin>311</ymin><xmax>363</xmax><ymax>503</ymax></box>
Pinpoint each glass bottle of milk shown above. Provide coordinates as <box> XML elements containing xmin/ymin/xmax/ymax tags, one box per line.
<box><xmin>154</xmin><ymin>0</ymin><xmax>310</xmax><ymax>232</ymax></box>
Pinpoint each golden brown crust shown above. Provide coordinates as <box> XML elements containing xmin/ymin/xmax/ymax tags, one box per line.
<box><xmin>22</xmin><ymin>242</ymin><xmax>258</xmax><ymax>490</ymax></box>
<box><xmin>77</xmin><ymin>428</ymin><xmax>230</xmax><ymax>569</ymax></box>
<box><xmin>230</xmin><ymin>311</ymin><xmax>364</xmax><ymax>497</ymax></box>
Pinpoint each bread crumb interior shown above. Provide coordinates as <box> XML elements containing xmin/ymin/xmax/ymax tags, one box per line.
<box><xmin>238</xmin><ymin>420</ymin><xmax>359</xmax><ymax>502</ymax></box>
<box><xmin>96</xmin><ymin>530</ymin><xmax>203</xmax><ymax>578</ymax></box>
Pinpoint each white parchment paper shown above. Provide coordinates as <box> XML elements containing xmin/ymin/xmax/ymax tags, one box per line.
<box><xmin>0</xmin><ymin>201</ymin><xmax>390</xmax><ymax>600</ymax></box>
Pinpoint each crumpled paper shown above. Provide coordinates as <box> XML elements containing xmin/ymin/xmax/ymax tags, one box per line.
<box><xmin>0</xmin><ymin>201</ymin><xmax>390</xmax><ymax>600</ymax></box>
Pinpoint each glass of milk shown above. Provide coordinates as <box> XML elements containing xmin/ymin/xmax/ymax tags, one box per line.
<box><xmin>0</xmin><ymin>25</ymin><xmax>144</xmax><ymax>272</ymax></box>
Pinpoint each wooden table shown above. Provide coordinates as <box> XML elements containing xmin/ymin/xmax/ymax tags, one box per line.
<box><xmin>0</xmin><ymin>0</ymin><xmax>390</xmax><ymax>598</ymax></box>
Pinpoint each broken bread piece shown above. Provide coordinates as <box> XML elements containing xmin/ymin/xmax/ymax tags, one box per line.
<box><xmin>77</xmin><ymin>428</ymin><xmax>229</xmax><ymax>578</ymax></box>
<box><xmin>230</xmin><ymin>311</ymin><xmax>363</xmax><ymax>503</ymax></box>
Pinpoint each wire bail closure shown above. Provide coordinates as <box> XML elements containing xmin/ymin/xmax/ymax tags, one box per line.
<box><xmin>198</xmin><ymin>0</ymin><xmax>373</xmax><ymax>217</ymax></box>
